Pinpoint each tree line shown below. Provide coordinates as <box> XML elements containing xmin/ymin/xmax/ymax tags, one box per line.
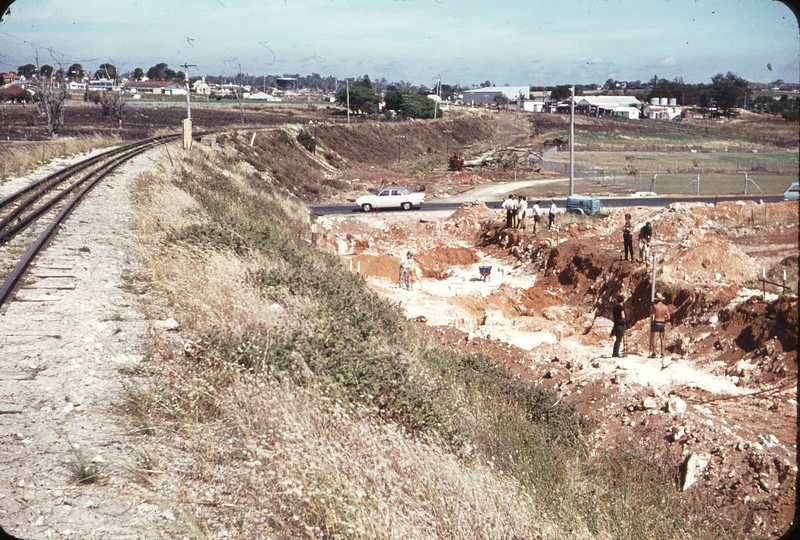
<box><xmin>536</xmin><ymin>72</ymin><xmax>797</xmax><ymax>121</ymax></box>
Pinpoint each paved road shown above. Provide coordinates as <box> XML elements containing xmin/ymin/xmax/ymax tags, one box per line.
<box><xmin>309</xmin><ymin>194</ymin><xmax>784</xmax><ymax>216</ymax></box>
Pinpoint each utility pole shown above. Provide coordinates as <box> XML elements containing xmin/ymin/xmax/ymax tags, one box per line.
<box><xmin>433</xmin><ymin>74</ymin><xmax>441</xmax><ymax>119</ymax></box>
<box><xmin>180</xmin><ymin>63</ymin><xmax>196</xmax><ymax>150</ymax></box>
<box><xmin>346</xmin><ymin>79</ymin><xmax>350</xmax><ymax>125</ymax></box>
<box><xmin>569</xmin><ymin>85</ymin><xmax>575</xmax><ymax>196</ymax></box>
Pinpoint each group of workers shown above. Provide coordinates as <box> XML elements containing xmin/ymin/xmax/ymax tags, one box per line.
<box><xmin>622</xmin><ymin>213</ymin><xmax>653</xmax><ymax>263</ymax></box>
<box><xmin>612</xmin><ymin>292</ymin><xmax>671</xmax><ymax>359</ymax></box>
<box><xmin>614</xmin><ymin>214</ymin><xmax>670</xmax><ymax>358</ymax></box>
<box><xmin>398</xmin><ymin>207</ymin><xmax>671</xmax><ymax>360</ymax></box>
<box><xmin>502</xmin><ymin>195</ymin><xmax>557</xmax><ymax>233</ymax></box>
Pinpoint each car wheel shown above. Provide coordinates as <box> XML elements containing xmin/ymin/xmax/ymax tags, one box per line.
<box><xmin>362</xmin><ymin>203</ymin><xmax>373</xmax><ymax>212</ymax></box>
<box><xmin>401</xmin><ymin>202</ymin><xmax>412</xmax><ymax>211</ymax></box>
<box><xmin>571</xmin><ymin>208</ymin><xmax>584</xmax><ymax>215</ymax></box>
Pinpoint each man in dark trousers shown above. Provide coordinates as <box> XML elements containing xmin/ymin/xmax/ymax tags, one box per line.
<box><xmin>612</xmin><ymin>294</ymin><xmax>627</xmax><ymax>357</ymax></box>
<box><xmin>502</xmin><ymin>194</ymin><xmax>517</xmax><ymax>229</ymax></box>
<box><xmin>622</xmin><ymin>213</ymin><xmax>634</xmax><ymax>261</ymax></box>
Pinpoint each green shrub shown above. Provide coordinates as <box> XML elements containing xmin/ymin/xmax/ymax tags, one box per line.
<box><xmin>296</xmin><ymin>129</ymin><xmax>316</xmax><ymax>153</ymax></box>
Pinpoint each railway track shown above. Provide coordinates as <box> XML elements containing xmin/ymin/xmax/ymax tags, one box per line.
<box><xmin>0</xmin><ymin>133</ymin><xmax>181</xmax><ymax>308</ymax></box>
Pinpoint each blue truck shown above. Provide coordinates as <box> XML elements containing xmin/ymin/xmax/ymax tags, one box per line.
<box><xmin>566</xmin><ymin>195</ymin><xmax>601</xmax><ymax>215</ymax></box>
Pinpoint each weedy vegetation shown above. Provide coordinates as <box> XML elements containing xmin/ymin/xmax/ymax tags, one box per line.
<box><xmin>122</xmin><ymin>117</ymin><xmax>748</xmax><ymax>539</ymax></box>
<box><xmin>0</xmin><ymin>134</ymin><xmax>122</xmax><ymax>179</ymax></box>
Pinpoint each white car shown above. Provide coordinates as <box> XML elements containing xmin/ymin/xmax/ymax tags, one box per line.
<box><xmin>783</xmin><ymin>182</ymin><xmax>799</xmax><ymax>201</ymax></box>
<box><xmin>355</xmin><ymin>186</ymin><xmax>426</xmax><ymax>212</ymax></box>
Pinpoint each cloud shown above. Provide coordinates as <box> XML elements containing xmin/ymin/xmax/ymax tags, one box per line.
<box><xmin>587</xmin><ymin>57</ymin><xmax>605</xmax><ymax>65</ymax></box>
<box><xmin>659</xmin><ymin>57</ymin><xmax>677</xmax><ymax>67</ymax></box>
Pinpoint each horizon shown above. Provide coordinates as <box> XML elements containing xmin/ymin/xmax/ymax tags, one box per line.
<box><xmin>1</xmin><ymin>0</ymin><xmax>798</xmax><ymax>89</ymax></box>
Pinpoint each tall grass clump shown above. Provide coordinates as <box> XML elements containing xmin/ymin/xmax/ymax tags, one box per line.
<box><xmin>124</xmin><ymin>135</ymin><xmax>741</xmax><ymax>539</ymax></box>
<box><xmin>0</xmin><ymin>134</ymin><xmax>122</xmax><ymax>178</ymax></box>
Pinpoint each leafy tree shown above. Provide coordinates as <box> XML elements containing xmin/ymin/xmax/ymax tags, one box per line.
<box><xmin>40</xmin><ymin>64</ymin><xmax>54</xmax><ymax>78</ymax></box>
<box><xmin>97</xmin><ymin>63</ymin><xmax>117</xmax><ymax>80</ymax></box>
<box><xmin>147</xmin><ymin>63</ymin><xmax>170</xmax><ymax>80</ymax></box>
<box><xmin>133</xmin><ymin>67</ymin><xmax>144</xmax><ymax>80</ymax></box>
<box><xmin>17</xmin><ymin>64</ymin><xmax>37</xmax><ymax>79</ymax></box>
<box><xmin>335</xmin><ymin>79</ymin><xmax>378</xmax><ymax>115</ymax></box>
<box><xmin>399</xmin><ymin>93</ymin><xmax>440</xmax><ymax>119</ymax></box>
<box><xmin>380</xmin><ymin>90</ymin><xmax>439</xmax><ymax>119</ymax></box>
<box><xmin>439</xmin><ymin>84</ymin><xmax>456</xmax><ymax>102</ymax></box>
<box><xmin>710</xmin><ymin>71</ymin><xmax>748</xmax><ymax>117</ymax></box>
<box><xmin>767</xmin><ymin>100</ymin><xmax>786</xmax><ymax>115</ymax></box>
<box><xmin>384</xmin><ymin>89</ymin><xmax>404</xmax><ymax>111</ymax></box>
<box><xmin>550</xmin><ymin>85</ymin><xmax>582</xmax><ymax>102</ymax></box>
<box><xmin>493</xmin><ymin>93</ymin><xmax>510</xmax><ymax>108</ymax></box>
<box><xmin>751</xmin><ymin>95</ymin><xmax>774</xmax><ymax>113</ymax></box>
<box><xmin>698</xmin><ymin>91</ymin><xmax>712</xmax><ymax>115</ymax></box>
<box><xmin>67</xmin><ymin>63</ymin><xmax>84</xmax><ymax>80</ymax></box>
<box><xmin>353</xmin><ymin>74</ymin><xmax>373</xmax><ymax>89</ymax></box>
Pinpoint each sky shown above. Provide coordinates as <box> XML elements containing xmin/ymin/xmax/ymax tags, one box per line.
<box><xmin>0</xmin><ymin>0</ymin><xmax>798</xmax><ymax>88</ymax></box>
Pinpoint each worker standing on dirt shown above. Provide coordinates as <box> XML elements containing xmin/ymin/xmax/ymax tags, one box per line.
<box><xmin>517</xmin><ymin>196</ymin><xmax>528</xmax><ymax>231</ymax></box>
<box><xmin>649</xmin><ymin>292</ymin><xmax>670</xmax><ymax>358</ymax></box>
<box><xmin>622</xmin><ymin>213</ymin><xmax>634</xmax><ymax>261</ymax></box>
<box><xmin>399</xmin><ymin>251</ymin><xmax>415</xmax><ymax>290</ymax></box>
<box><xmin>502</xmin><ymin>195</ymin><xmax>517</xmax><ymax>229</ymax></box>
<box><xmin>548</xmin><ymin>199</ymin><xmax>557</xmax><ymax>230</ymax></box>
<box><xmin>638</xmin><ymin>221</ymin><xmax>653</xmax><ymax>262</ymax></box>
<box><xmin>612</xmin><ymin>294</ymin><xmax>627</xmax><ymax>358</ymax></box>
<box><xmin>531</xmin><ymin>200</ymin><xmax>541</xmax><ymax>233</ymax></box>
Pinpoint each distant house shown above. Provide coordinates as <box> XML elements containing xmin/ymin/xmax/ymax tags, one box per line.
<box><xmin>460</xmin><ymin>86</ymin><xmax>530</xmax><ymax>106</ymax></box>
<box><xmin>522</xmin><ymin>101</ymin><xmax>546</xmax><ymax>112</ymax></box>
<box><xmin>611</xmin><ymin>106</ymin><xmax>641</xmax><ymax>119</ymax></box>
<box><xmin>244</xmin><ymin>89</ymin><xmax>281</xmax><ymax>101</ymax></box>
<box><xmin>646</xmin><ymin>105</ymin><xmax>682</xmax><ymax>120</ymax></box>
<box><xmin>68</xmin><ymin>80</ymin><xmax>87</xmax><ymax>90</ymax></box>
<box><xmin>552</xmin><ymin>95</ymin><xmax>642</xmax><ymax>116</ymax></box>
<box><xmin>192</xmin><ymin>77</ymin><xmax>211</xmax><ymax>95</ymax></box>
<box><xmin>87</xmin><ymin>80</ymin><xmax>117</xmax><ymax>92</ymax></box>
<box><xmin>125</xmin><ymin>80</ymin><xmax>186</xmax><ymax>95</ymax></box>
<box><xmin>3</xmin><ymin>72</ymin><xmax>21</xmax><ymax>83</ymax></box>
<box><xmin>0</xmin><ymin>83</ymin><xmax>32</xmax><ymax>102</ymax></box>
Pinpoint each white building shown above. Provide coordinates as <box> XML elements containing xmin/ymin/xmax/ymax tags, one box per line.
<box><xmin>244</xmin><ymin>90</ymin><xmax>281</xmax><ymax>101</ymax></box>
<box><xmin>522</xmin><ymin>101</ymin><xmax>546</xmax><ymax>112</ymax></box>
<box><xmin>576</xmin><ymin>95</ymin><xmax>642</xmax><ymax>116</ymax></box>
<box><xmin>460</xmin><ymin>86</ymin><xmax>530</xmax><ymax>106</ymax></box>
<box><xmin>611</xmin><ymin>106</ymin><xmax>640</xmax><ymax>119</ymax></box>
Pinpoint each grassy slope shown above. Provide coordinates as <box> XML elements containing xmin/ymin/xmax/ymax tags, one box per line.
<box><xmin>123</xmin><ymin>116</ymin><xmax>753</xmax><ymax>539</ymax></box>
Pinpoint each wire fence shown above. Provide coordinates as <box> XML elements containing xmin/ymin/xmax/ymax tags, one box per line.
<box><xmin>538</xmin><ymin>159</ymin><xmax>798</xmax><ymax>194</ymax></box>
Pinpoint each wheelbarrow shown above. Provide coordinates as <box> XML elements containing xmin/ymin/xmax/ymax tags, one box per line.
<box><xmin>478</xmin><ymin>263</ymin><xmax>492</xmax><ymax>282</ymax></box>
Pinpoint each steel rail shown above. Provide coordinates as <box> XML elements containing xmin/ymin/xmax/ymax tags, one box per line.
<box><xmin>0</xmin><ymin>133</ymin><xmax>180</xmax><ymax>308</ymax></box>
<box><xmin>0</xmin><ymin>141</ymin><xmax>162</xmax><ymax>244</ymax></box>
<box><xmin>0</xmin><ymin>135</ymin><xmax>177</xmax><ymax>233</ymax></box>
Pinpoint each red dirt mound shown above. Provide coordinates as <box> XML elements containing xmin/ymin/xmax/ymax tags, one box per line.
<box><xmin>415</xmin><ymin>247</ymin><xmax>480</xmax><ymax>279</ymax></box>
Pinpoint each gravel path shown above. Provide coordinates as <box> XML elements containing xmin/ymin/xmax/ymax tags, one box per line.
<box><xmin>0</xmin><ymin>151</ymin><xmax>172</xmax><ymax>539</ymax></box>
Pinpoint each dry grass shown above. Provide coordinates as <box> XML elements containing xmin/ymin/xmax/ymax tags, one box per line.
<box><xmin>0</xmin><ymin>134</ymin><xmax>122</xmax><ymax>178</ymax></box>
<box><xmin>123</xmin><ymin>128</ymin><xmax>739</xmax><ymax>540</ymax></box>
